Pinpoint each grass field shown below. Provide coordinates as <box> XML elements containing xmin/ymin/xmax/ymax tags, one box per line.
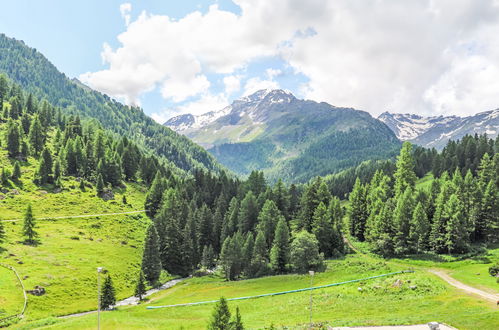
<box><xmin>0</xmin><ymin>145</ymin><xmax>153</xmax><ymax>324</ymax></box>
<box><xmin>14</xmin><ymin>254</ymin><xmax>498</xmax><ymax>330</ymax></box>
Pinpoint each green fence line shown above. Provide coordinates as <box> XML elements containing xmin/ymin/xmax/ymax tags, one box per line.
<box><xmin>147</xmin><ymin>270</ymin><xmax>414</xmax><ymax>310</ymax></box>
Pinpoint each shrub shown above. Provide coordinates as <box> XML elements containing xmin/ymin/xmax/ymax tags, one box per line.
<box><xmin>488</xmin><ymin>263</ymin><xmax>499</xmax><ymax>277</ymax></box>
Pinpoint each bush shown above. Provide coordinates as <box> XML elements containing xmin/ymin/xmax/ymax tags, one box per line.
<box><xmin>488</xmin><ymin>263</ymin><xmax>499</xmax><ymax>277</ymax></box>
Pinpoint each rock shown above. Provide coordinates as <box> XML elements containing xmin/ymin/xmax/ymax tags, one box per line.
<box><xmin>17</xmin><ymin>260</ymin><xmax>24</xmax><ymax>264</ymax></box>
<box><xmin>357</xmin><ymin>287</ymin><xmax>363</xmax><ymax>291</ymax></box>
<box><xmin>427</xmin><ymin>322</ymin><xmax>440</xmax><ymax>330</ymax></box>
<box><xmin>38</xmin><ymin>190</ymin><xmax>48</xmax><ymax>195</ymax></box>
<box><xmin>101</xmin><ymin>189</ymin><xmax>114</xmax><ymax>201</ymax></box>
<box><xmin>53</xmin><ymin>187</ymin><xmax>62</xmax><ymax>193</ymax></box>
<box><xmin>392</xmin><ymin>279</ymin><xmax>403</xmax><ymax>288</ymax></box>
<box><xmin>10</xmin><ymin>189</ymin><xmax>20</xmax><ymax>195</ymax></box>
<box><xmin>0</xmin><ymin>194</ymin><xmax>6</xmax><ymax>200</ymax></box>
<box><xmin>23</xmin><ymin>275</ymin><xmax>29</xmax><ymax>280</ymax></box>
<box><xmin>27</xmin><ymin>286</ymin><xmax>46</xmax><ymax>296</ymax></box>
<box><xmin>409</xmin><ymin>285</ymin><xmax>417</xmax><ymax>290</ymax></box>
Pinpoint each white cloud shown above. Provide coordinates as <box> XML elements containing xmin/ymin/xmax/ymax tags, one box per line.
<box><xmin>243</xmin><ymin>77</ymin><xmax>279</xmax><ymax>96</ymax></box>
<box><xmin>161</xmin><ymin>74</ymin><xmax>210</xmax><ymax>103</ymax></box>
<box><xmin>177</xmin><ymin>93</ymin><xmax>229</xmax><ymax>116</ymax></box>
<box><xmin>83</xmin><ymin>0</ymin><xmax>499</xmax><ymax>117</ymax></box>
<box><xmin>120</xmin><ymin>3</ymin><xmax>132</xmax><ymax>26</ymax></box>
<box><xmin>223</xmin><ymin>75</ymin><xmax>241</xmax><ymax>95</ymax></box>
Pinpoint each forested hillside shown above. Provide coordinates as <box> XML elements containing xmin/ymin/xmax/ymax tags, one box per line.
<box><xmin>0</xmin><ymin>34</ymin><xmax>221</xmax><ymax>174</ymax></box>
<box><xmin>166</xmin><ymin>89</ymin><xmax>401</xmax><ymax>183</ymax></box>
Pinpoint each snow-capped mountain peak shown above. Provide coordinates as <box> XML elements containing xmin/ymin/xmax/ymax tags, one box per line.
<box><xmin>164</xmin><ymin>89</ymin><xmax>295</xmax><ymax>131</ymax></box>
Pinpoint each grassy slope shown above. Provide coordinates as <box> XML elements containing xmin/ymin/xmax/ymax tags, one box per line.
<box><xmin>0</xmin><ymin>144</ymin><xmax>153</xmax><ymax>323</ymax></box>
<box><xmin>28</xmin><ymin>254</ymin><xmax>499</xmax><ymax>330</ymax></box>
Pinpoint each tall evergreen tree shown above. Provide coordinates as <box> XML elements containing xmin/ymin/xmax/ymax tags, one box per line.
<box><xmin>393</xmin><ymin>187</ymin><xmax>415</xmax><ymax>254</ymax></box>
<box><xmin>347</xmin><ymin>178</ymin><xmax>368</xmax><ymax>241</ymax></box>
<box><xmin>208</xmin><ymin>297</ymin><xmax>231</xmax><ymax>330</ymax></box>
<box><xmin>238</xmin><ymin>191</ymin><xmax>259</xmax><ymax>233</ymax></box>
<box><xmin>394</xmin><ymin>142</ymin><xmax>417</xmax><ymax>196</ymax></box>
<box><xmin>445</xmin><ymin>194</ymin><xmax>469</xmax><ymax>254</ymax></box>
<box><xmin>409</xmin><ymin>202</ymin><xmax>430</xmax><ymax>252</ymax></box>
<box><xmin>11</xmin><ymin>161</ymin><xmax>21</xmax><ymax>181</ymax></box>
<box><xmin>28</xmin><ymin>114</ymin><xmax>44</xmax><ymax>156</ymax></box>
<box><xmin>100</xmin><ymin>274</ymin><xmax>116</xmax><ymax>310</ymax></box>
<box><xmin>6</xmin><ymin>119</ymin><xmax>21</xmax><ymax>157</ymax></box>
<box><xmin>257</xmin><ymin>200</ymin><xmax>282</xmax><ymax>248</ymax></box>
<box><xmin>141</xmin><ymin>224</ymin><xmax>162</xmax><ymax>285</ymax></box>
<box><xmin>270</xmin><ymin>217</ymin><xmax>290</xmax><ymax>273</ymax></box>
<box><xmin>134</xmin><ymin>271</ymin><xmax>147</xmax><ymax>301</ymax></box>
<box><xmin>37</xmin><ymin>147</ymin><xmax>53</xmax><ymax>184</ymax></box>
<box><xmin>23</xmin><ymin>204</ymin><xmax>37</xmax><ymax>244</ymax></box>
<box><xmin>312</xmin><ymin>202</ymin><xmax>335</xmax><ymax>257</ymax></box>
<box><xmin>144</xmin><ymin>173</ymin><xmax>165</xmax><ymax>219</ymax></box>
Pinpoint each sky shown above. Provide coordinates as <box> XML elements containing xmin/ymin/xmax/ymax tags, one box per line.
<box><xmin>2</xmin><ymin>0</ymin><xmax>499</xmax><ymax>123</ymax></box>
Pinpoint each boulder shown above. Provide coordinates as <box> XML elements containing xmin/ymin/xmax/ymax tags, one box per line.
<box><xmin>27</xmin><ymin>286</ymin><xmax>46</xmax><ymax>296</ymax></box>
<box><xmin>392</xmin><ymin>279</ymin><xmax>403</xmax><ymax>288</ymax></box>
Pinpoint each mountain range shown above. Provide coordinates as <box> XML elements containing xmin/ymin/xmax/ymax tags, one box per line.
<box><xmin>165</xmin><ymin>89</ymin><xmax>401</xmax><ymax>182</ymax></box>
<box><xmin>378</xmin><ymin>110</ymin><xmax>499</xmax><ymax>149</ymax></box>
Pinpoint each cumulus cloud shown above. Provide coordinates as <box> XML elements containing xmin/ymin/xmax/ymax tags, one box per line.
<box><xmin>120</xmin><ymin>3</ymin><xmax>132</xmax><ymax>26</ymax></box>
<box><xmin>223</xmin><ymin>75</ymin><xmax>241</xmax><ymax>95</ymax></box>
<box><xmin>82</xmin><ymin>0</ymin><xmax>499</xmax><ymax>117</ymax></box>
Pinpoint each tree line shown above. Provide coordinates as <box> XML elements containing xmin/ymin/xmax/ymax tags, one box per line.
<box><xmin>348</xmin><ymin>141</ymin><xmax>499</xmax><ymax>256</ymax></box>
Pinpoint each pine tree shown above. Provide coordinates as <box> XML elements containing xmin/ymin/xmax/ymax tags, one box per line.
<box><xmin>6</xmin><ymin>119</ymin><xmax>21</xmax><ymax>157</ymax></box>
<box><xmin>1</xmin><ymin>167</ymin><xmax>10</xmax><ymax>186</ymax></box>
<box><xmin>257</xmin><ymin>200</ymin><xmax>282</xmax><ymax>248</ymax></box>
<box><xmin>28</xmin><ymin>115</ymin><xmax>44</xmax><ymax>156</ymax></box>
<box><xmin>328</xmin><ymin>197</ymin><xmax>345</xmax><ymax>255</ymax></box>
<box><xmin>231</xmin><ymin>306</ymin><xmax>244</xmax><ymax>330</ymax></box>
<box><xmin>298</xmin><ymin>178</ymin><xmax>321</xmax><ymax>231</ymax></box>
<box><xmin>347</xmin><ymin>178</ymin><xmax>368</xmax><ymax>241</ymax></box>
<box><xmin>273</xmin><ymin>178</ymin><xmax>290</xmax><ymax>219</ymax></box>
<box><xmin>144</xmin><ymin>173</ymin><xmax>165</xmax><ymax>219</ymax></box>
<box><xmin>141</xmin><ymin>224</ymin><xmax>162</xmax><ymax>285</ymax></box>
<box><xmin>250</xmin><ymin>230</ymin><xmax>269</xmax><ymax>277</ymax></box>
<box><xmin>53</xmin><ymin>158</ymin><xmax>61</xmax><ymax>183</ymax></box>
<box><xmin>100</xmin><ymin>274</ymin><xmax>116</xmax><ymax>310</ymax></box>
<box><xmin>394</xmin><ymin>142</ymin><xmax>417</xmax><ymax>196</ymax></box>
<box><xmin>477</xmin><ymin>180</ymin><xmax>499</xmax><ymax>243</ymax></box>
<box><xmin>393</xmin><ymin>187</ymin><xmax>415</xmax><ymax>254</ymax></box>
<box><xmin>409</xmin><ymin>202</ymin><xmax>430</xmax><ymax>252</ymax></box>
<box><xmin>23</xmin><ymin>204</ymin><xmax>37</xmax><ymax>244</ymax></box>
<box><xmin>208</xmin><ymin>297</ymin><xmax>232</xmax><ymax>330</ymax></box>
<box><xmin>430</xmin><ymin>178</ymin><xmax>454</xmax><ymax>253</ymax></box>
<box><xmin>11</xmin><ymin>161</ymin><xmax>21</xmax><ymax>181</ymax></box>
<box><xmin>270</xmin><ymin>217</ymin><xmax>290</xmax><ymax>273</ymax></box>
<box><xmin>38</xmin><ymin>147</ymin><xmax>53</xmax><ymax>184</ymax></box>
<box><xmin>312</xmin><ymin>202</ymin><xmax>335</xmax><ymax>257</ymax></box>
<box><xmin>445</xmin><ymin>194</ymin><xmax>469</xmax><ymax>254</ymax></box>
<box><xmin>241</xmin><ymin>232</ymin><xmax>254</xmax><ymax>274</ymax></box>
<box><xmin>197</xmin><ymin>204</ymin><xmax>214</xmax><ymax>252</ymax></box>
<box><xmin>201</xmin><ymin>245</ymin><xmax>216</xmax><ymax>269</ymax></box>
<box><xmin>134</xmin><ymin>271</ymin><xmax>147</xmax><ymax>301</ymax></box>
<box><xmin>121</xmin><ymin>145</ymin><xmax>139</xmax><ymax>180</ymax></box>
<box><xmin>96</xmin><ymin>173</ymin><xmax>105</xmax><ymax>195</ymax></box>
<box><xmin>219</xmin><ymin>236</ymin><xmax>234</xmax><ymax>280</ymax></box>
<box><xmin>238</xmin><ymin>191</ymin><xmax>259</xmax><ymax>233</ymax></box>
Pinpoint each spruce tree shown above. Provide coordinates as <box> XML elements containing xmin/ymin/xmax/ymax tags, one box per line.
<box><xmin>141</xmin><ymin>224</ymin><xmax>162</xmax><ymax>285</ymax></box>
<box><xmin>347</xmin><ymin>178</ymin><xmax>368</xmax><ymax>241</ymax></box>
<box><xmin>477</xmin><ymin>180</ymin><xmax>499</xmax><ymax>243</ymax></box>
<box><xmin>445</xmin><ymin>194</ymin><xmax>469</xmax><ymax>254</ymax></box>
<box><xmin>312</xmin><ymin>202</ymin><xmax>335</xmax><ymax>257</ymax></box>
<box><xmin>393</xmin><ymin>187</ymin><xmax>415</xmax><ymax>254</ymax></box>
<box><xmin>96</xmin><ymin>173</ymin><xmax>105</xmax><ymax>195</ymax></box>
<box><xmin>238</xmin><ymin>191</ymin><xmax>259</xmax><ymax>233</ymax></box>
<box><xmin>23</xmin><ymin>204</ymin><xmax>37</xmax><ymax>244</ymax></box>
<box><xmin>134</xmin><ymin>271</ymin><xmax>147</xmax><ymax>301</ymax></box>
<box><xmin>257</xmin><ymin>200</ymin><xmax>281</xmax><ymax>248</ymax></box>
<box><xmin>250</xmin><ymin>230</ymin><xmax>269</xmax><ymax>277</ymax></box>
<box><xmin>38</xmin><ymin>147</ymin><xmax>53</xmax><ymax>184</ymax></box>
<box><xmin>409</xmin><ymin>202</ymin><xmax>430</xmax><ymax>252</ymax></box>
<box><xmin>6</xmin><ymin>119</ymin><xmax>21</xmax><ymax>157</ymax></box>
<box><xmin>232</xmin><ymin>306</ymin><xmax>244</xmax><ymax>330</ymax></box>
<box><xmin>270</xmin><ymin>217</ymin><xmax>290</xmax><ymax>273</ymax></box>
<box><xmin>11</xmin><ymin>161</ymin><xmax>21</xmax><ymax>181</ymax></box>
<box><xmin>28</xmin><ymin>115</ymin><xmax>44</xmax><ymax>156</ymax></box>
<box><xmin>241</xmin><ymin>233</ymin><xmax>254</xmax><ymax>274</ymax></box>
<box><xmin>208</xmin><ymin>297</ymin><xmax>231</xmax><ymax>330</ymax></box>
<box><xmin>197</xmin><ymin>204</ymin><xmax>214</xmax><ymax>252</ymax></box>
<box><xmin>328</xmin><ymin>197</ymin><xmax>345</xmax><ymax>255</ymax></box>
<box><xmin>394</xmin><ymin>142</ymin><xmax>417</xmax><ymax>196</ymax></box>
<box><xmin>100</xmin><ymin>274</ymin><xmax>116</xmax><ymax>310</ymax></box>
<box><xmin>144</xmin><ymin>173</ymin><xmax>165</xmax><ymax>219</ymax></box>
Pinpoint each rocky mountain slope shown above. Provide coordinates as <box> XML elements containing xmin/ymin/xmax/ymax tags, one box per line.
<box><xmin>166</xmin><ymin>89</ymin><xmax>401</xmax><ymax>183</ymax></box>
<box><xmin>379</xmin><ymin>110</ymin><xmax>499</xmax><ymax>149</ymax></box>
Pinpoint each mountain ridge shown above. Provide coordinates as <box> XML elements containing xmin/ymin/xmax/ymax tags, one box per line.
<box><xmin>378</xmin><ymin>109</ymin><xmax>499</xmax><ymax>149</ymax></box>
<box><xmin>165</xmin><ymin>89</ymin><xmax>401</xmax><ymax>182</ymax></box>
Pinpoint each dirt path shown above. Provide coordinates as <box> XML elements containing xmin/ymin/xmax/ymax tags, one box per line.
<box><xmin>429</xmin><ymin>269</ymin><xmax>498</xmax><ymax>303</ymax></box>
<box><xmin>58</xmin><ymin>278</ymin><xmax>185</xmax><ymax>319</ymax></box>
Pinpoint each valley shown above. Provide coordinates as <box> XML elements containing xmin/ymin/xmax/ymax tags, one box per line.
<box><xmin>1</xmin><ymin>9</ymin><xmax>499</xmax><ymax>330</ymax></box>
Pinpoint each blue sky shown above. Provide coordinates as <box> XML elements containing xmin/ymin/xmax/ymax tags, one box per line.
<box><xmin>2</xmin><ymin>1</ymin><xmax>499</xmax><ymax>121</ymax></box>
<box><xmin>0</xmin><ymin>0</ymin><xmax>308</xmax><ymax>122</ymax></box>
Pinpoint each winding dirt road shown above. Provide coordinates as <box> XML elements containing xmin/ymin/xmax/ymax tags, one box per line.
<box><xmin>429</xmin><ymin>269</ymin><xmax>498</xmax><ymax>303</ymax></box>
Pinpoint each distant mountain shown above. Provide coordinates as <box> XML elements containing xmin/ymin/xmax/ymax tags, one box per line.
<box><xmin>0</xmin><ymin>33</ymin><xmax>222</xmax><ymax>174</ymax></box>
<box><xmin>166</xmin><ymin>89</ymin><xmax>401</xmax><ymax>183</ymax></box>
<box><xmin>379</xmin><ymin>110</ymin><xmax>499</xmax><ymax>149</ymax></box>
